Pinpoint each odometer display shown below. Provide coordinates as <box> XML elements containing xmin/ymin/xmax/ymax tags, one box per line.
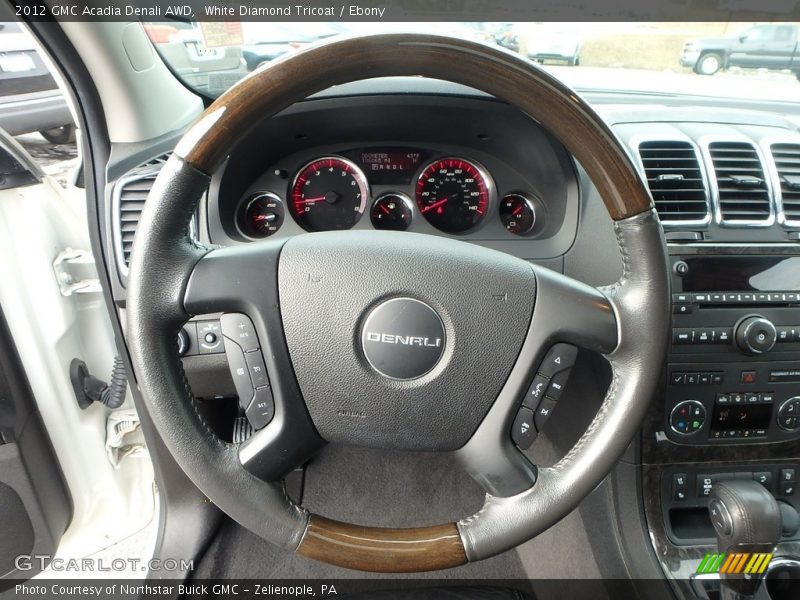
<box><xmin>415</xmin><ymin>157</ymin><xmax>491</xmax><ymax>233</ymax></box>
<box><xmin>290</xmin><ymin>156</ymin><xmax>369</xmax><ymax>232</ymax></box>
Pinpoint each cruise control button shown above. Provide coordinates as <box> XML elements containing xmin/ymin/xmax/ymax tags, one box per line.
<box><xmin>223</xmin><ymin>336</ymin><xmax>255</xmax><ymax>408</ymax></box>
<box><xmin>545</xmin><ymin>369</ymin><xmax>570</xmax><ymax>401</ymax></box>
<box><xmin>220</xmin><ymin>313</ymin><xmax>260</xmax><ymax>353</ymax></box>
<box><xmin>245</xmin><ymin>386</ymin><xmax>275</xmax><ymax>430</ymax></box>
<box><xmin>245</xmin><ymin>351</ymin><xmax>270</xmax><ymax>388</ymax></box>
<box><xmin>511</xmin><ymin>407</ymin><xmax>537</xmax><ymax>450</ymax></box>
<box><xmin>538</xmin><ymin>344</ymin><xmax>577</xmax><ymax>379</ymax></box>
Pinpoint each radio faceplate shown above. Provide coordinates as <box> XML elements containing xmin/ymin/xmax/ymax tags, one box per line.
<box><xmin>667</xmin><ymin>254</ymin><xmax>800</xmax><ymax>445</ymax></box>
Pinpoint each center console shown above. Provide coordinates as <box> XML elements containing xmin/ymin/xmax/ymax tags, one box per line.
<box><xmin>667</xmin><ymin>255</ymin><xmax>800</xmax><ymax>445</ymax></box>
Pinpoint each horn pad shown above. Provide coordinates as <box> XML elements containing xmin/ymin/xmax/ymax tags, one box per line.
<box><xmin>278</xmin><ymin>231</ymin><xmax>536</xmax><ymax>451</ymax></box>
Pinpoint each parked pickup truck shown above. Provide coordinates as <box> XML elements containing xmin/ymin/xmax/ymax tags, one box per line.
<box><xmin>680</xmin><ymin>23</ymin><xmax>800</xmax><ymax>77</ymax></box>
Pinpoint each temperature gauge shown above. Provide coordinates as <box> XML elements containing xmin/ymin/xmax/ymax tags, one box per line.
<box><xmin>499</xmin><ymin>193</ymin><xmax>537</xmax><ymax>236</ymax></box>
<box><xmin>237</xmin><ymin>192</ymin><xmax>284</xmax><ymax>239</ymax></box>
<box><xmin>370</xmin><ymin>193</ymin><xmax>413</xmax><ymax>231</ymax></box>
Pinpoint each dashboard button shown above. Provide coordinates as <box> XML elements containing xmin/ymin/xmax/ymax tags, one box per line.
<box><xmin>245</xmin><ymin>386</ymin><xmax>274</xmax><ymax>430</ymax></box>
<box><xmin>545</xmin><ymin>369</ymin><xmax>570</xmax><ymax>401</ymax></box>
<box><xmin>511</xmin><ymin>407</ymin><xmax>537</xmax><ymax>450</ymax></box>
<box><xmin>197</xmin><ymin>320</ymin><xmax>224</xmax><ymax>354</ymax></box>
<box><xmin>538</xmin><ymin>344</ymin><xmax>577</xmax><ymax>379</ymax></box>
<box><xmin>223</xmin><ymin>337</ymin><xmax>255</xmax><ymax>409</ymax></box>
<box><xmin>673</xmin><ymin>329</ymin><xmax>693</xmax><ymax>344</ymax></box>
<box><xmin>781</xmin><ymin>468</ymin><xmax>796</xmax><ymax>482</ymax></box>
<box><xmin>534</xmin><ymin>398</ymin><xmax>557</xmax><ymax>431</ymax></box>
<box><xmin>753</xmin><ymin>471</ymin><xmax>772</xmax><ymax>489</ymax></box>
<box><xmin>670</xmin><ymin>400</ymin><xmax>706</xmax><ymax>435</ymax></box>
<box><xmin>523</xmin><ymin>373</ymin><xmax>549</xmax><ymax>409</ymax></box>
<box><xmin>672</xmin><ymin>473</ymin><xmax>689</xmax><ymax>501</ymax></box>
<box><xmin>671</xmin><ymin>372</ymin><xmax>686</xmax><ymax>386</ymax></box>
<box><xmin>245</xmin><ymin>351</ymin><xmax>270</xmax><ymax>388</ymax></box>
<box><xmin>781</xmin><ymin>480</ymin><xmax>796</xmax><ymax>496</ymax></box>
<box><xmin>220</xmin><ymin>313</ymin><xmax>260</xmax><ymax>353</ymax></box>
<box><xmin>697</xmin><ymin>474</ymin><xmax>713</xmax><ymax>497</ymax></box>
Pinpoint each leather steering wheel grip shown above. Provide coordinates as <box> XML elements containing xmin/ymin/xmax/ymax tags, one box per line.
<box><xmin>126</xmin><ymin>33</ymin><xmax>668</xmax><ymax>572</ymax></box>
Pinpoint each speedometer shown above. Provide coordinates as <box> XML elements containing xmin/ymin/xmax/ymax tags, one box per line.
<box><xmin>290</xmin><ymin>156</ymin><xmax>369</xmax><ymax>232</ymax></box>
<box><xmin>414</xmin><ymin>157</ymin><xmax>492</xmax><ymax>234</ymax></box>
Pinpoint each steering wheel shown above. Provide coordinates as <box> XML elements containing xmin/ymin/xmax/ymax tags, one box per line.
<box><xmin>127</xmin><ymin>34</ymin><xmax>668</xmax><ymax>573</ymax></box>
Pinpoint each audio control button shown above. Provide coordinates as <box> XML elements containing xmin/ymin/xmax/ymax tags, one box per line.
<box><xmin>538</xmin><ymin>344</ymin><xmax>577</xmax><ymax>379</ymax></box>
<box><xmin>735</xmin><ymin>316</ymin><xmax>777</xmax><ymax>355</ymax></box>
<box><xmin>511</xmin><ymin>407</ymin><xmax>537</xmax><ymax>450</ymax></box>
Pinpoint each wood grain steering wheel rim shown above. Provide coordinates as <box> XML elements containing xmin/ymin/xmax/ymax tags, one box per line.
<box><xmin>127</xmin><ymin>33</ymin><xmax>668</xmax><ymax>573</ymax></box>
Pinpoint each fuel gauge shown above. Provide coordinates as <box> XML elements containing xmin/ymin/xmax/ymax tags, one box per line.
<box><xmin>370</xmin><ymin>193</ymin><xmax>413</xmax><ymax>231</ymax></box>
<box><xmin>499</xmin><ymin>193</ymin><xmax>537</xmax><ymax>236</ymax></box>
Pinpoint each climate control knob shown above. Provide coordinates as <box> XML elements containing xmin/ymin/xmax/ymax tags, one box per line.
<box><xmin>734</xmin><ymin>315</ymin><xmax>777</xmax><ymax>355</ymax></box>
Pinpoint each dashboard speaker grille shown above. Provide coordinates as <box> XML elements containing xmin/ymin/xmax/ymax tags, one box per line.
<box><xmin>771</xmin><ymin>143</ymin><xmax>800</xmax><ymax>225</ymax></box>
<box><xmin>638</xmin><ymin>140</ymin><xmax>709</xmax><ymax>224</ymax></box>
<box><xmin>708</xmin><ymin>141</ymin><xmax>771</xmax><ymax>223</ymax></box>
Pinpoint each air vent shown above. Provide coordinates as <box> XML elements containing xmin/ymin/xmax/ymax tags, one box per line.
<box><xmin>113</xmin><ymin>153</ymin><xmax>170</xmax><ymax>274</ymax></box>
<box><xmin>770</xmin><ymin>143</ymin><xmax>800</xmax><ymax>225</ymax></box>
<box><xmin>638</xmin><ymin>140</ymin><xmax>709</xmax><ymax>224</ymax></box>
<box><xmin>708</xmin><ymin>141</ymin><xmax>772</xmax><ymax>224</ymax></box>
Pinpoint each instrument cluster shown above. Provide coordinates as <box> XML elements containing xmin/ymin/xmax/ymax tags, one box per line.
<box><xmin>234</xmin><ymin>147</ymin><xmax>546</xmax><ymax>240</ymax></box>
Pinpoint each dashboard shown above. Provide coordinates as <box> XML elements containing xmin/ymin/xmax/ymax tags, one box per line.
<box><xmin>205</xmin><ymin>94</ymin><xmax>579</xmax><ymax>261</ymax></box>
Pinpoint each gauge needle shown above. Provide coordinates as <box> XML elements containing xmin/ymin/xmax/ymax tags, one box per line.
<box><xmin>513</xmin><ymin>205</ymin><xmax>524</xmax><ymax>216</ymax></box>
<box><xmin>297</xmin><ymin>195</ymin><xmax>327</xmax><ymax>204</ymax></box>
<box><xmin>379</xmin><ymin>204</ymin><xmax>391</xmax><ymax>215</ymax></box>
<box><xmin>421</xmin><ymin>197</ymin><xmax>449</xmax><ymax>213</ymax></box>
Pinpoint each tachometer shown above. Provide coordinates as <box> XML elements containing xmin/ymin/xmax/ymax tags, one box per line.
<box><xmin>290</xmin><ymin>156</ymin><xmax>369</xmax><ymax>232</ymax></box>
<box><xmin>414</xmin><ymin>157</ymin><xmax>491</xmax><ymax>234</ymax></box>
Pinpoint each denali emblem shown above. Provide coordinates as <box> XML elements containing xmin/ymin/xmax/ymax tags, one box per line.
<box><xmin>361</xmin><ymin>297</ymin><xmax>446</xmax><ymax>380</ymax></box>
<box><xmin>364</xmin><ymin>332</ymin><xmax>442</xmax><ymax>348</ymax></box>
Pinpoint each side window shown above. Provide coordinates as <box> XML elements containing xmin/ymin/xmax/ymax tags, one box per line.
<box><xmin>746</xmin><ymin>26</ymin><xmax>775</xmax><ymax>43</ymax></box>
<box><xmin>0</xmin><ymin>21</ymin><xmax>78</xmax><ymax>190</ymax></box>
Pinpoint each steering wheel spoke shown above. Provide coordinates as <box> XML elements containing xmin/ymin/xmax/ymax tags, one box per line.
<box><xmin>457</xmin><ymin>265</ymin><xmax>619</xmax><ymax>498</ymax></box>
<box><xmin>183</xmin><ymin>242</ymin><xmax>325</xmax><ymax>480</ymax></box>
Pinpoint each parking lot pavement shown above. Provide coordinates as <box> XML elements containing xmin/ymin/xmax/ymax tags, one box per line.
<box><xmin>15</xmin><ymin>132</ymin><xmax>79</xmax><ymax>188</ymax></box>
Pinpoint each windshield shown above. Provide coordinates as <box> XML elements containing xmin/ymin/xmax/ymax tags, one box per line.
<box><xmin>145</xmin><ymin>21</ymin><xmax>800</xmax><ymax>102</ymax></box>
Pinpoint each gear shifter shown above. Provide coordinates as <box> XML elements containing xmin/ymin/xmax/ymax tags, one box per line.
<box><xmin>708</xmin><ymin>480</ymin><xmax>782</xmax><ymax>599</ymax></box>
